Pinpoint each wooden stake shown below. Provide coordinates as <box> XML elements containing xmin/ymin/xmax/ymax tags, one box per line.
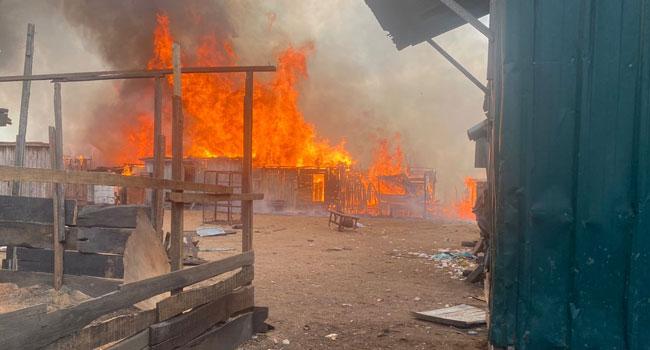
<box><xmin>152</xmin><ymin>76</ymin><xmax>164</xmax><ymax>237</ymax></box>
<box><xmin>242</xmin><ymin>72</ymin><xmax>253</xmax><ymax>252</ymax></box>
<box><xmin>53</xmin><ymin>83</ymin><xmax>66</xmax><ymax>242</ymax></box>
<box><xmin>170</xmin><ymin>43</ymin><xmax>183</xmax><ymax>274</ymax></box>
<box><xmin>12</xmin><ymin>23</ymin><xmax>35</xmax><ymax>196</ymax></box>
<box><xmin>48</xmin><ymin>127</ymin><xmax>63</xmax><ymax>290</ymax></box>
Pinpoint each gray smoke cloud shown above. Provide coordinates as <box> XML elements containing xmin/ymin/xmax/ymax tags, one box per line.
<box><xmin>0</xmin><ymin>0</ymin><xmax>487</xmax><ymax>204</ymax></box>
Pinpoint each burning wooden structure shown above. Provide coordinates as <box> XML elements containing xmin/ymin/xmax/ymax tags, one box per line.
<box><xmin>0</xmin><ymin>39</ymin><xmax>274</xmax><ymax>349</ymax></box>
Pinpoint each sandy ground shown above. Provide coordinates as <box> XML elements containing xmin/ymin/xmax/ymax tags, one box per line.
<box><xmin>169</xmin><ymin>210</ymin><xmax>487</xmax><ymax>350</ymax></box>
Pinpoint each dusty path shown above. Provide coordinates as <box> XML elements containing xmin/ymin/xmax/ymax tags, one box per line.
<box><xmin>170</xmin><ymin>211</ymin><xmax>487</xmax><ymax>349</ymax></box>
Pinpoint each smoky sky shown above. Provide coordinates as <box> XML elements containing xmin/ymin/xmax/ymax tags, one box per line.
<box><xmin>0</xmin><ymin>0</ymin><xmax>487</xmax><ymax>203</ymax></box>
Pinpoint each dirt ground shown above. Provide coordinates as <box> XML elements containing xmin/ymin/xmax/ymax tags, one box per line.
<box><xmin>171</xmin><ymin>210</ymin><xmax>487</xmax><ymax>350</ymax></box>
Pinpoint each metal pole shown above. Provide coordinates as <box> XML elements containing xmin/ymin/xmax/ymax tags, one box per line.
<box><xmin>439</xmin><ymin>0</ymin><xmax>494</xmax><ymax>40</ymax></box>
<box><xmin>12</xmin><ymin>23</ymin><xmax>35</xmax><ymax>196</ymax></box>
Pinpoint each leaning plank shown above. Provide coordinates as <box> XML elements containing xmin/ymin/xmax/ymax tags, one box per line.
<box><xmin>45</xmin><ymin>309</ymin><xmax>156</xmax><ymax>350</ymax></box>
<box><xmin>156</xmin><ymin>266</ymin><xmax>254</xmax><ymax>321</ymax></box>
<box><xmin>76</xmin><ymin>205</ymin><xmax>149</xmax><ymax>228</ymax></box>
<box><xmin>0</xmin><ymin>270</ymin><xmax>120</xmax><ymax>297</ymax></box>
<box><xmin>73</xmin><ymin>227</ymin><xmax>133</xmax><ymax>254</ymax></box>
<box><xmin>0</xmin><ymin>304</ymin><xmax>46</xmax><ymax>323</ymax></box>
<box><xmin>181</xmin><ymin>312</ymin><xmax>253</xmax><ymax>350</ymax></box>
<box><xmin>0</xmin><ymin>166</ymin><xmax>233</xmax><ymax>193</ymax></box>
<box><xmin>0</xmin><ymin>195</ymin><xmax>76</xmax><ymax>226</ymax></box>
<box><xmin>14</xmin><ymin>247</ymin><xmax>124</xmax><ymax>278</ymax></box>
<box><xmin>0</xmin><ymin>251</ymin><xmax>253</xmax><ymax>350</ymax></box>
<box><xmin>165</xmin><ymin>192</ymin><xmax>264</xmax><ymax>203</ymax></box>
<box><xmin>150</xmin><ymin>286</ymin><xmax>254</xmax><ymax>350</ymax></box>
<box><xmin>105</xmin><ymin>329</ymin><xmax>150</xmax><ymax>350</ymax></box>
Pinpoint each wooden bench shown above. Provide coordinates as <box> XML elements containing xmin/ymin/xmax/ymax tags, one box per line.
<box><xmin>328</xmin><ymin>210</ymin><xmax>360</xmax><ymax>232</ymax></box>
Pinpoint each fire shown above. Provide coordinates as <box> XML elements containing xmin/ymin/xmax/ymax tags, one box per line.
<box><xmin>368</xmin><ymin>135</ymin><xmax>406</xmax><ymax>196</ymax></box>
<box><xmin>118</xmin><ymin>13</ymin><xmax>352</xmax><ymax>168</ymax></box>
<box><xmin>443</xmin><ymin>176</ymin><xmax>478</xmax><ymax>220</ymax></box>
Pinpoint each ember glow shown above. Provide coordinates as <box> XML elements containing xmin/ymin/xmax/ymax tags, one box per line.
<box><xmin>119</xmin><ymin>14</ymin><xmax>352</xmax><ymax>168</ymax></box>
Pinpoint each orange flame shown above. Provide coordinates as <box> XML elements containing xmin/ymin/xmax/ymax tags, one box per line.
<box><xmin>119</xmin><ymin>13</ymin><xmax>352</xmax><ymax>168</ymax></box>
<box><xmin>369</xmin><ymin>135</ymin><xmax>406</xmax><ymax>196</ymax></box>
<box><xmin>442</xmin><ymin>176</ymin><xmax>477</xmax><ymax>220</ymax></box>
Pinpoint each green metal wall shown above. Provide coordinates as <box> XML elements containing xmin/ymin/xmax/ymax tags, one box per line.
<box><xmin>489</xmin><ymin>1</ymin><xmax>650</xmax><ymax>349</ymax></box>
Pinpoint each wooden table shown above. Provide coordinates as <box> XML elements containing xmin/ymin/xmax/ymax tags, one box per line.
<box><xmin>328</xmin><ymin>210</ymin><xmax>360</xmax><ymax>232</ymax></box>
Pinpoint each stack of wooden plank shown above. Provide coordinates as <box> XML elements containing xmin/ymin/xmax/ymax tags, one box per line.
<box><xmin>0</xmin><ymin>195</ymin><xmax>150</xmax><ymax>279</ymax></box>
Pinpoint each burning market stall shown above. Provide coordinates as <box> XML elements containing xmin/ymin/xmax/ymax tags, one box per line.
<box><xmin>0</xmin><ymin>39</ymin><xmax>275</xmax><ymax>349</ymax></box>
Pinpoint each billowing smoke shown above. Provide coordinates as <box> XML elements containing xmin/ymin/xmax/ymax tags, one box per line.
<box><xmin>0</xmin><ymin>0</ymin><xmax>486</xmax><ymax>204</ymax></box>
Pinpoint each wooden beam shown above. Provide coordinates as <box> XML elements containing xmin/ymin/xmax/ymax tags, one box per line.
<box><xmin>0</xmin><ymin>270</ymin><xmax>120</xmax><ymax>297</ymax></box>
<box><xmin>49</xmin><ymin>127</ymin><xmax>63</xmax><ymax>290</ymax></box>
<box><xmin>242</xmin><ymin>71</ymin><xmax>254</xmax><ymax>253</ymax></box>
<box><xmin>152</xmin><ymin>75</ymin><xmax>164</xmax><ymax>236</ymax></box>
<box><xmin>426</xmin><ymin>38</ymin><xmax>489</xmax><ymax>95</ymax></box>
<box><xmin>0</xmin><ymin>165</ymin><xmax>233</xmax><ymax>193</ymax></box>
<box><xmin>0</xmin><ymin>66</ymin><xmax>276</xmax><ymax>83</ymax></box>
<box><xmin>12</xmin><ymin>23</ymin><xmax>35</xmax><ymax>196</ymax></box>
<box><xmin>53</xmin><ymin>83</ymin><xmax>66</xmax><ymax>242</ymax></box>
<box><xmin>0</xmin><ymin>251</ymin><xmax>253</xmax><ymax>350</ymax></box>
<box><xmin>439</xmin><ymin>0</ymin><xmax>494</xmax><ymax>40</ymax></box>
<box><xmin>73</xmin><ymin>227</ymin><xmax>133</xmax><ymax>254</ymax></box>
<box><xmin>165</xmin><ymin>192</ymin><xmax>263</xmax><ymax>203</ymax></box>
<box><xmin>150</xmin><ymin>286</ymin><xmax>254</xmax><ymax>350</ymax></box>
<box><xmin>181</xmin><ymin>312</ymin><xmax>254</xmax><ymax>350</ymax></box>
<box><xmin>13</xmin><ymin>247</ymin><xmax>124</xmax><ymax>278</ymax></box>
<box><xmin>44</xmin><ymin>309</ymin><xmax>156</xmax><ymax>350</ymax></box>
<box><xmin>0</xmin><ymin>304</ymin><xmax>46</xmax><ymax>324</ymax></box>
<box><xmin>170</xmin><ymin>43</ymin><xmax>183</xmax><ymax>274</ymax></box>
<box><xmin>76</xmin><ymin>205</ymin><xmax>149</xmax><ymax>228</ymax></box>
<box><xmin>156</xmin><ymin>266</ymin><xmax>254</xmax><ymax>322</ymax></box>
<box><xmin>104</xmin><ymin>329</ymin><xmax>150</xmax><ymax>350</ymax></box>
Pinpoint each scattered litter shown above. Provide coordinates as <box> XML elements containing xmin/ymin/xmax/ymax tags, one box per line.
<box><xmin>303</xmin><ymin>325</ymin><xmax>311</xmax><ymax>330</ymax></box>
<box><xmin>325</xmin><ymin>247</ymin><xmax>352</xmax><ymax>252</ymax></box>
<box><xmin>232</xmin><ymin>224</ymin><xmax>243</xmax><ymax>229</ymax></box>
<box><xmin>0</xmin><ymin>246</ymin><xmax>6</xmax><ymax>252</ymax></box>
<box><xmin>414</xmin><ymin>296</ymin><xmax>421</xmax><ymax>301</ymax></box>
<box><xmin>325</xmin><ymin>333</ymin><xmax>338</xmax><ymax>340</ymax></box>
<box><xmin>196</xmin><ymin>226</ymin><xmax>236</xmax><ymax>237</ymax></box>
<box><xmin>199</xmin><ymin>248</ymin><xmax>236</xmax><ymax>252</ymax></box>
<box><xmin>412</xmin><ymin>304</ymin><xmax>486</xmax><ymax>328</ymax></box>
<box><xmin>468</xmin><ymin>330</ymin><xmax>479</xmax><ymax>335</ymax></box>
<box><xmin>282</xmin><ymin>339</ymin><xmax>290</xmax><ymax>345</ymax></box>
<box><xmin>272</xmin><ymin>227</ymin><xmax>287</xmax><ymax>232</ymax></box>
<box><xmin>356</xmin><ymin>222</ymin><xmax>366</xmax><ymax>228</ymax></box>
<box><xmin>342</xmin><ymin>303</ymin><xmax>353</xmax><ymax>307</ymax></box>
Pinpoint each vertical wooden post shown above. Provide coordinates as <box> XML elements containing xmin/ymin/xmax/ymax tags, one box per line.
<box><xmin>152</xmin><ymin>76</ymin><xmax>164</xmax><ymax>238</ymax></box>
<box><xmin>49</xmin><ymin>126</ymin><xmax>63</xmax><ymax>290</ymax></box>
<box><xmin>170</xmin><ymin>44</ymin><xmax>184</xmax><ymax>273</ymax></box>
<box><xmin>12</xmin><ymin>23</ymin><xmax>35</xmax><ymax>196</ymax></box>
<box><xmin>242</xmin><ymin>72</ymin><xmax>253</xmax><ymax>252</ymax></box>
<box><xmin>53</xmin><ymin>83</ymin><xmax>66</xmax><ymax>242</ymax></box>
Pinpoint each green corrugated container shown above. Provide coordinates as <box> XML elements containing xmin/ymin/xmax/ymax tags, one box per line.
<box><xmin>489</xmin><ymin>1</ymin><xmax>650</xmax><ymax>349</ymax></box>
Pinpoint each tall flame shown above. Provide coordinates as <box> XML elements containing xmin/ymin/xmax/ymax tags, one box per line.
<box><xmin>120</xmin><ymin>13</ymin><xmax>352</xmax><ymax>168</ymax></box>
<box><xmin>368</xmin><ymin>135</ymin><xmax>406</xmax><ymax>195</ymax></box>
<box><xmin>442</xmin><ymin>176</ymin><xmax>477</xmax><ymax>220</ymax></box>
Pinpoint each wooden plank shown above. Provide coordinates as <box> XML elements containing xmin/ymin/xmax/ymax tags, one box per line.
<box><xmin>0</xmin><ymin>251</ymin><xmax>253</xmax><ymax>350</ymax></box>
<box><xmin>0</xmin><ymin>304</ymin><xmax>45</xmax><ymax>323</ymax></box>
<box><xmin>11</xmin><ymin>23</ymin><xmax>35</xmax><ymax>196</ymax></box>
<box><xmin>0</xmin><ymin>270</ymin><xmax>120</xmax><ymax>297</ymax></box>
<box><xmin>105</xmin><ymin>329</ymin><xmax>150</xmax><ymax>350</ymax></box>
<box><xmin>150</xmin><ymin>286</ymin><xmax>254</xmax><ymax>350</ymax></box>
<box><xmin>77</xmin><ymin>205</ymin><xmax>148</xmax><ymax>228</ymax></box>
<box><xmin>156</xmin><ymin>266</ymin><xmax>254</xmax><ymax>321</ymax></box>
<box><xmin>0</xmin><ymin>195</ymin><xmax>76</xmax><ymax>226</ymax></box>
<box><xmin>14</xmin><ymin>247</ymin><xmax>124</xmax><ymax>278</ymax></box>
<box><xmin>411</xmin><ymin>304</ymin><xmax>486</xmax><ymax>328</ymax></box>
<box><xmin>0</xmin><ymin>166</ymin><xmax>233</xmax><ymax>193</ymax></box>
<box><xmin>44</xmin><ymin>309</ymin><xmax>156</xmax><ymax>350</ymax></box>
<box><xmin>170</xmin><ymin>43</ymin><xmax>184</xmax><ymax>275</ymax></box>
<box><xmin>181</xmin><ymin>312</ymin><xmax>253</xmax><ymax>350</ymax></box>
<box><xmin>242</xmin><ymin>71</ymin><xmax>254</xmax><ymax>253</ymax></box>
<box><xmin>53</xmin><ymin>83</ymin><xmax>66</xmax><ymax>242</ymax></box>
<box><xmin>49</xmin><ymin>126</ymin><xmax>63</xmax><ymax>290</ymax></box>
<box><xmin>165</xmin><ymin>192</ymin><xmax>263</xmax><ymax>203</ymax></box>
<box><xmin>74</xmin><ymin>227</ymin><xmax>132</xmax><ymax>254</ymax></box>
<box><xmin>0</xmin><ymin>220</ymin><xmax>55</xmax><ymax>248</ymax></box>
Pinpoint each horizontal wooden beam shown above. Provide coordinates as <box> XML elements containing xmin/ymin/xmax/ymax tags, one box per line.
<box><xmin>0</xmin><ymin>66</ymin><xmax>276</xmax><ymax>83</ymax></box>
<box><xmin>0</xmin><ymin>270</ymin><xmax>120</xmax><ymax>297</ymax></box>
<box><xmin>156</xmin><ymin>266</ymin><xmax>254</xmax><ymax>321</ymax></box>
<box><xmin>0</xmin><ymin>166</ymin><xmax>233</xmax><ymax>193</ymax></box>
<box><xmin>13</xmin><ymin>247</ymin><xmax>124</xmax><ymax>278</ymax></box>
<box><xmin>165</xmin><ymin>192</ymin><xmax>264</xmax><ymax>203</ymax></box>
<box><xmin>0</xmin><ymin>251</ymin><xmax>254</xmax><ymax>350</ymax></box>
<box><xmin>182</xmin><ymin>312</ymin><xmax>253</xmax><ymax>350</ymax></box>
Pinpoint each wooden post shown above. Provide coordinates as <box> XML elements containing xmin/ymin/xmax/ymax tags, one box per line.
<box><xmin>242</xmin><ymin>72</ymin><xmax>253</xmax><ymax>252</ymax></box>
<box><xmin>49</xmin><ymin>126</ymin><xmax>64</xmax><ymax>290</ymax></box>
<box><xmin>170</xmin><ymin>43</ymin><xmax>183</xmax><ymax>273</ymax></box>
<box><xmin>152</xmin><ymin>76</ymin><xmax>164</xmax><ymax>238</ymax></box>
<box><xmin>53</xmin><ymin>83</ymin><xmax>66</xmax><ymax>242</ymax></box>
<box><xmin>12</xmin><ymin>23</ymin><xmax>35</xmax><ymax>196</ymax></box>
